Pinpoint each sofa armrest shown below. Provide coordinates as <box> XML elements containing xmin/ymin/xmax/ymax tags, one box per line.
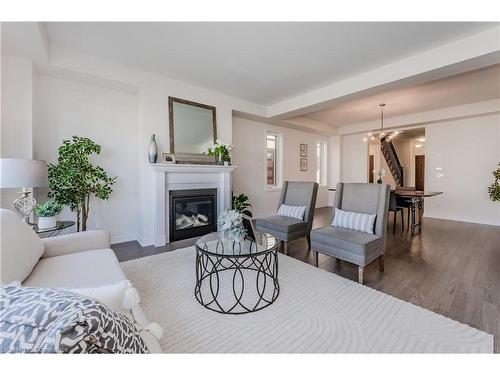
<box><xmin>42</xmin><ymin>230</ymin><xmax>111</xmax><ymax>258</ymax></box>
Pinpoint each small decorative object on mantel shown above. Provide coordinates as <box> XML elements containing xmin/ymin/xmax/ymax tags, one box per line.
<box><xmin>373</xmin><ymin>168</ymin><xmax>386</xmax><ymax>184</ymax></box>
<box><xmin>300</xmin><ymin>143</ymin><xmax>308</xmax><ymax>157</ymax></box>
<box><xmin>148</xmin><ymin>134</ymin><xmax>158</xmax><ymax>163</ymax></box>
<box><xmin>217</xmin><ymin>209</ymin><xmax>247</xmax><ymax>242</ymax></box>
<box><xmin>300</xmin><ymin>158</ymin><xmax>308</xmax><ymax>171</ymax></box>
<box><xmin>35</xmin><ymin>201</ymin><xmax>63</xmax><ymax>230</ymax></box>
<box><xmin>162</xmin><ymin>153</ymin><xmax>176</xmax><ymax>164</ymax></box>
<box><xmin>488</xmin><ymin>162</ymin><xmax>500</xmax><ymax>202</ymax></box>
<box><xmin>207</xmin><ymin>140</ymin><xmax>233</xmax><ymax>165</ymax></box>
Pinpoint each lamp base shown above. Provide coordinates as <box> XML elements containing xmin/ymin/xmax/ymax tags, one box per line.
<box><xmin>13</xmin><ymin>189</ymin><xmax>37</xmax><ymax>226</ymax></box>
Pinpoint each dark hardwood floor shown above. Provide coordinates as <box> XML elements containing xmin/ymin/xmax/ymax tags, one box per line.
<box><xmin>112</xmin><ymin>207</ymin><xmax>500</xmax><ymax>352</ymax></box>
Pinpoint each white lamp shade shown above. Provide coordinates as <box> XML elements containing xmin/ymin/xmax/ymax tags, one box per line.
<box><xmin>0</xmin><ymin>159</ymin><xmax>48</xmax><ymax>188</ymax></box>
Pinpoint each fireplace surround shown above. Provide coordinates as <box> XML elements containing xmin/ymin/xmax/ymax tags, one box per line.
<box><xmin>151</xmin><ymin>163</ymin><xmax>236</xmax><ymax>247</ymax></box>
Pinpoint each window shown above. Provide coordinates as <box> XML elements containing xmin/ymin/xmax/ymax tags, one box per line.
<box><xmin>266</xmin><ymin>132</ymin><xmax>283</xmax><ymax>189</ymax></box>
<box><xmin>316</xmin><ymin>141</ymin><xmax>328</xmax><ymax>186</ymax></box>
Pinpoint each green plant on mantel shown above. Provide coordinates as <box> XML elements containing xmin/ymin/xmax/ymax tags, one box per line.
<box><xmin>488</xmin><ymin>162</ymin><xmax>500</xmax><ymax>202</ymax></box>
<box><xmin>48</xmin><ymin>136</ymin><xmax>117</xmax><ymax>232</ymax></box>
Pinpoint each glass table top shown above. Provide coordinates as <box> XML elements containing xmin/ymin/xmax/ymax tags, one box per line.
<box><xmin>33</xmin><ymin>221</ymin><xmax>75</xmax><ymax>234</ymax></box>
<box><xmin>195</xmin><ymin>231</ymin><xmax>278</xmax><ymax>257</ymax></box>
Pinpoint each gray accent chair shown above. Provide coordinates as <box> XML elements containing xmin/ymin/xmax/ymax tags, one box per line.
<box><xmin>310</xmin><ymin>182</ymin><xmax>390</xmax><ymax>284</ymax></box>
<box><xmin>255</xmin><ymin>181</ymin><xmax>319</xmax><ymax>255</ymax></box>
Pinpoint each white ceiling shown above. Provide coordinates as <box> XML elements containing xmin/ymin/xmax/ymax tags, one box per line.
<box><xmin>300</xmin><ymin>64</ymin><xmax>500</xmax><ymax>127</ymax></box>
<box><xmin>43</xmin><ymin>22</ymin><xmax>497</xmax><ymax>105</ymax></box>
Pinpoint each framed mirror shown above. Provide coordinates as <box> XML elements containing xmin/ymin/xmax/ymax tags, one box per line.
<box><xmin>168</xmin><ymin>97</ymin><xmax>217</xmax><ymax>161</ymax></box>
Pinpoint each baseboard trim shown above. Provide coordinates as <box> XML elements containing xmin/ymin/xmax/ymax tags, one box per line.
<box><xmin>423</xmin><ymin>214</ymin><xmax>500</xmax><ymax>227</ymax></box>
<box><xmin>137</xmin><ymin>234</ymin><xmax>154</xmax><ymax>247</ymax></box>
<box><xmin>111</xmin><ymin>233</ymin><xmax>138</xmax><ymax>245</ymax></box>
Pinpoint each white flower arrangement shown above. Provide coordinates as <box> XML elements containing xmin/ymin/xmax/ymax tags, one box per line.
<box><xmin>207</xmin><ymin>139</ymin><xmax>234</xmax><ymax>163</ymax></box>
<box><xmin>217</xmin><ymin>209</ymin><xmax>247</xmax><ymax>242</ymax></box>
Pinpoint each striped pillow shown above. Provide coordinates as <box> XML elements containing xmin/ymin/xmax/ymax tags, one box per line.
<box><xmin>277</xmin><ymin>204</ymin><xmax>307</xmax><ymax>220</ymax></box>
<box><xmin>331</xmin><ymin>208</ymin><xmax>376</xmax><ymax>234</ymax></box>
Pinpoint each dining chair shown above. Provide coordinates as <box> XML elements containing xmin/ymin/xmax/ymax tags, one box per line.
<box><xmin>389</xmin><ymin>191</ymin><xmax>404</xmax><ymax>234</ymax></box>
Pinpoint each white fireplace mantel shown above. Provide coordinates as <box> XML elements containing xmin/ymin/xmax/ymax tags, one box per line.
<box><xmin>151</xmin><ymin>163</ymin><xmax>236</xmax><ymax>247</ymax></box>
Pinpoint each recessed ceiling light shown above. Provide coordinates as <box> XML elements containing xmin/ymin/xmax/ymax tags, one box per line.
<box><xmin>418</xmin><ymin>137</ymin><xmax>426</xmax><ymax>142</ymax></box>
<box><xmin>362</xmin><ymin>137</ymin><xmax>368</xmax><ymax>142</ymax></box>
<box><xmin>415</xmin><ymin>144</ymin><xmax>423</xmax><ymax>148</ymax></box>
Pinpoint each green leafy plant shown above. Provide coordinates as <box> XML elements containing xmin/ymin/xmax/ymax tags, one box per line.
<box><xmin>35</xmin><ymin>201</ymin><xmax>63</xmax><ymax>218</ymax></box>
<box><xmin>232</xmin><ymin>193</ymin><xmax>252</xmax><ymax>217</ymax></box>
<box><xmin>488</xmin><ymin>162</ymin><xmax>500</xmax><ymax>202</ymax></box>
<box><xmin>207</xmin><ymin>140</ymin><xmax>233</xmax><ymax>163</ymax></box>
<box><xmin>48</xmin><ymin>136</ymin><xmax>117</xmax><ymax>232</ymax></box>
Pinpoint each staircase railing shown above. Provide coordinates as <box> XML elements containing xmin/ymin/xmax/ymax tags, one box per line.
<box><xmin>380</xmin><ymin>137</ymin><xmax>404</xmax><ymax>186</ymax></box>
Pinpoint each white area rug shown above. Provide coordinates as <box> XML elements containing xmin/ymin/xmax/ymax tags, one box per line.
<box><xmin>121</xmin><ymin>247</ymin><xmax>493</xmax><ymax>353</ymax></box>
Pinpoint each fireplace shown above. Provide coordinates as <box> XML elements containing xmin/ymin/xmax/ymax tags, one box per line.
<box><xmin>169</xmin><ymin>189</ymin><xmax>217</xmax><ymax>242</ymax></box>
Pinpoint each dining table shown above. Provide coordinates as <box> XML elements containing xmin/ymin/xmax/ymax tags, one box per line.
<box><xmin>394</xmin><ymin>190</ymin><xmax>443</xmax><ymax>234</ymax></box>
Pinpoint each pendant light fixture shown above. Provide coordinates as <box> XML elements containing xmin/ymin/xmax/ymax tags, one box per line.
<box><xmin>362</xmin><ymin>103</ymin><xmax>401</xmax><ymax>142</ymax></box>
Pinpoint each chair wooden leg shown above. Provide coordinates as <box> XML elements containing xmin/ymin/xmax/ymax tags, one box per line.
<box><xmin>358</xmin><ymin>266</ymin><xmax>364</xmax><ymax>284</ymax></box>
<box><xmin>313</xmin><ymin>250</ymin><xmax>318</xmax><ymax>267</ymax></box>
<box><xmin>306</xmin><ymin>234</ymin><xmax>311</xmax><ymax>251</ymax></box>
<box><xmin>407</xmin><ymin>208</ymin><xmax>410</xmax><ymax>231</ymax></box>
<box><xmin>379</xmin><ymin>255</ymin><xmax>385</xmax><ymax>272</ymax></box>
<box><xmin>393</xmin><ymin>211</ymin><xmax>396</xmax><ymax>234</ymax></box>
<box><xmin>400</xmin><ymin>210</ymin><xmax>404</xmax><ymax>231</ymax></box>
<box><xmin>283</xmin><ymin>241</ymin><xmax>288</xmax><ymax>256</ymax></box>
<box><xmin>305</xmin><ymin>235</ymin><xmax>311</xmax><ymax>258</ymax></box>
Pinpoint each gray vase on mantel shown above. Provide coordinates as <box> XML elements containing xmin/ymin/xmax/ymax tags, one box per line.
<box><xmin>148</xmin><ymin>134</ymin><xmax>158</xmax><ymax>163</ymax></box>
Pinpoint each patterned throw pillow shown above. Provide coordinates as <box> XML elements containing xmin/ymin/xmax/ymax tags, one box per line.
<box><xmin>0</xmin><ymin>285</ymin><xmax>150</xmax><ymax>354</ymax></box>
<box><xmin>331</xmin><ymin>208</ymin><xmax>377</xmax><ymax>234</ymax></box>
<box><xmin>277</xmin><ymin>204</ymin><xmax>307</xmax><ymax>220</ymax></box>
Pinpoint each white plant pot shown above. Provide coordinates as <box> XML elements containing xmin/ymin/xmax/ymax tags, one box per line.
<box><xmin>38</xmin><ymin>216</ymin><xmax>57</xmax><ymax>230</ymax></box>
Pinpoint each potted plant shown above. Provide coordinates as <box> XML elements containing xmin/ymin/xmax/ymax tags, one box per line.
<box><xmin>207</xmin><ymin>140</ymin><xmax>233</xmax><ymax>165</ymax></box>
<box><xmin>232</xmin><ymin>193</ymin><xmax>252</xmax><ymax>217</ymax></box>
<box><xmin>35</xmin><ymin>201</ymin><xmax>63</xmax><ymax>229</ymax></box>
<box><xmin>488</xmin><ymin>162</ymin><xmax>500</xmax><ymax>202</ymax></box>
<box><xmin>48</xmin><ymin>136</ymin><xmax>117</xmax><ymax>232</ymax></box>
<box><xmin>373</xmin><ymin>168</ymin><xmax>386</xmax><ymax>184</ymax></box>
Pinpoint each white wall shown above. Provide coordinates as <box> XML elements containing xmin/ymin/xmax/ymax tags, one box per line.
<box><xmin>232</xmin><ymin>116</ymin><xmax>329</xmax><ymax>218</ymax></box>
<box><xmin>341</xmin><ymin>133</ymin><xmax>368</xmax><ymax>183</ymax></box>
<box><xmin>33</xmin><ymin>75</ymin><xmax>140</xmax><ymax>243</ymax></box>
<box><xmin>0</xmin><ymin>55</ymin><xmax>34</xmax><ymax>210</ymax></box>
<box><xmin>424</xmin><ymin>114</ymin><xmax>500</xmax><ymax>226</ymax></box>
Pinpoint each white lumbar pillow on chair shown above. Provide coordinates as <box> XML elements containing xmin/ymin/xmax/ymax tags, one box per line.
<box><xmin>277</xmin><ymin>204</ymin><xmax>307</xmax><ymax>220</ymax></box>
<box><xmin>0</xmin><ymin>209</ymin><xmax>45</xmax><ymax>284</ymax></box>
<box><xmin>332</xmin><ymin>208</ymin><xmax>377</xmax><ymax>234</ymax></box>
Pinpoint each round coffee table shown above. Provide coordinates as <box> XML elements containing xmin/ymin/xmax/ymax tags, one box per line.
<box><xmin>195</xmin><ymin>231</ymin><xmax>279</xmax><ymax>314</ymax></box>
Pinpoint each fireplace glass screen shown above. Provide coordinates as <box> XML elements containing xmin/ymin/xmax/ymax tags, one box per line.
<box><xmin>169</xmin><ymin>189</ymin><xmax>217</xmax><ymax>242</ymax></box>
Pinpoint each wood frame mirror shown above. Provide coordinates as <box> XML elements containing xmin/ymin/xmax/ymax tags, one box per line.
<box><xmin>168</xmin><ymin>96</ymin><xmax>217</xmax><ymax>159</ymax></box>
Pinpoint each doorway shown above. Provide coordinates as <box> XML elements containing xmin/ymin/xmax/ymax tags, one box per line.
<box><xmin>415</xmin><ymin>155</ymin><xmax>425</xmax><ymax>191</ymax></box>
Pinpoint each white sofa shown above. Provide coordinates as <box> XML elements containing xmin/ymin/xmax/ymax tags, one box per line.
<box><xmin>0</xmin><ymin>208</ymin><xmax>161</xmax><ymax>353</ymax></box>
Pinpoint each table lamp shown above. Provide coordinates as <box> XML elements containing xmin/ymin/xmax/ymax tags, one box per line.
<box><xmin>0</xmin><ymin>158</ymin><xmax>48</xmax><ymax>225</ymax></box>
